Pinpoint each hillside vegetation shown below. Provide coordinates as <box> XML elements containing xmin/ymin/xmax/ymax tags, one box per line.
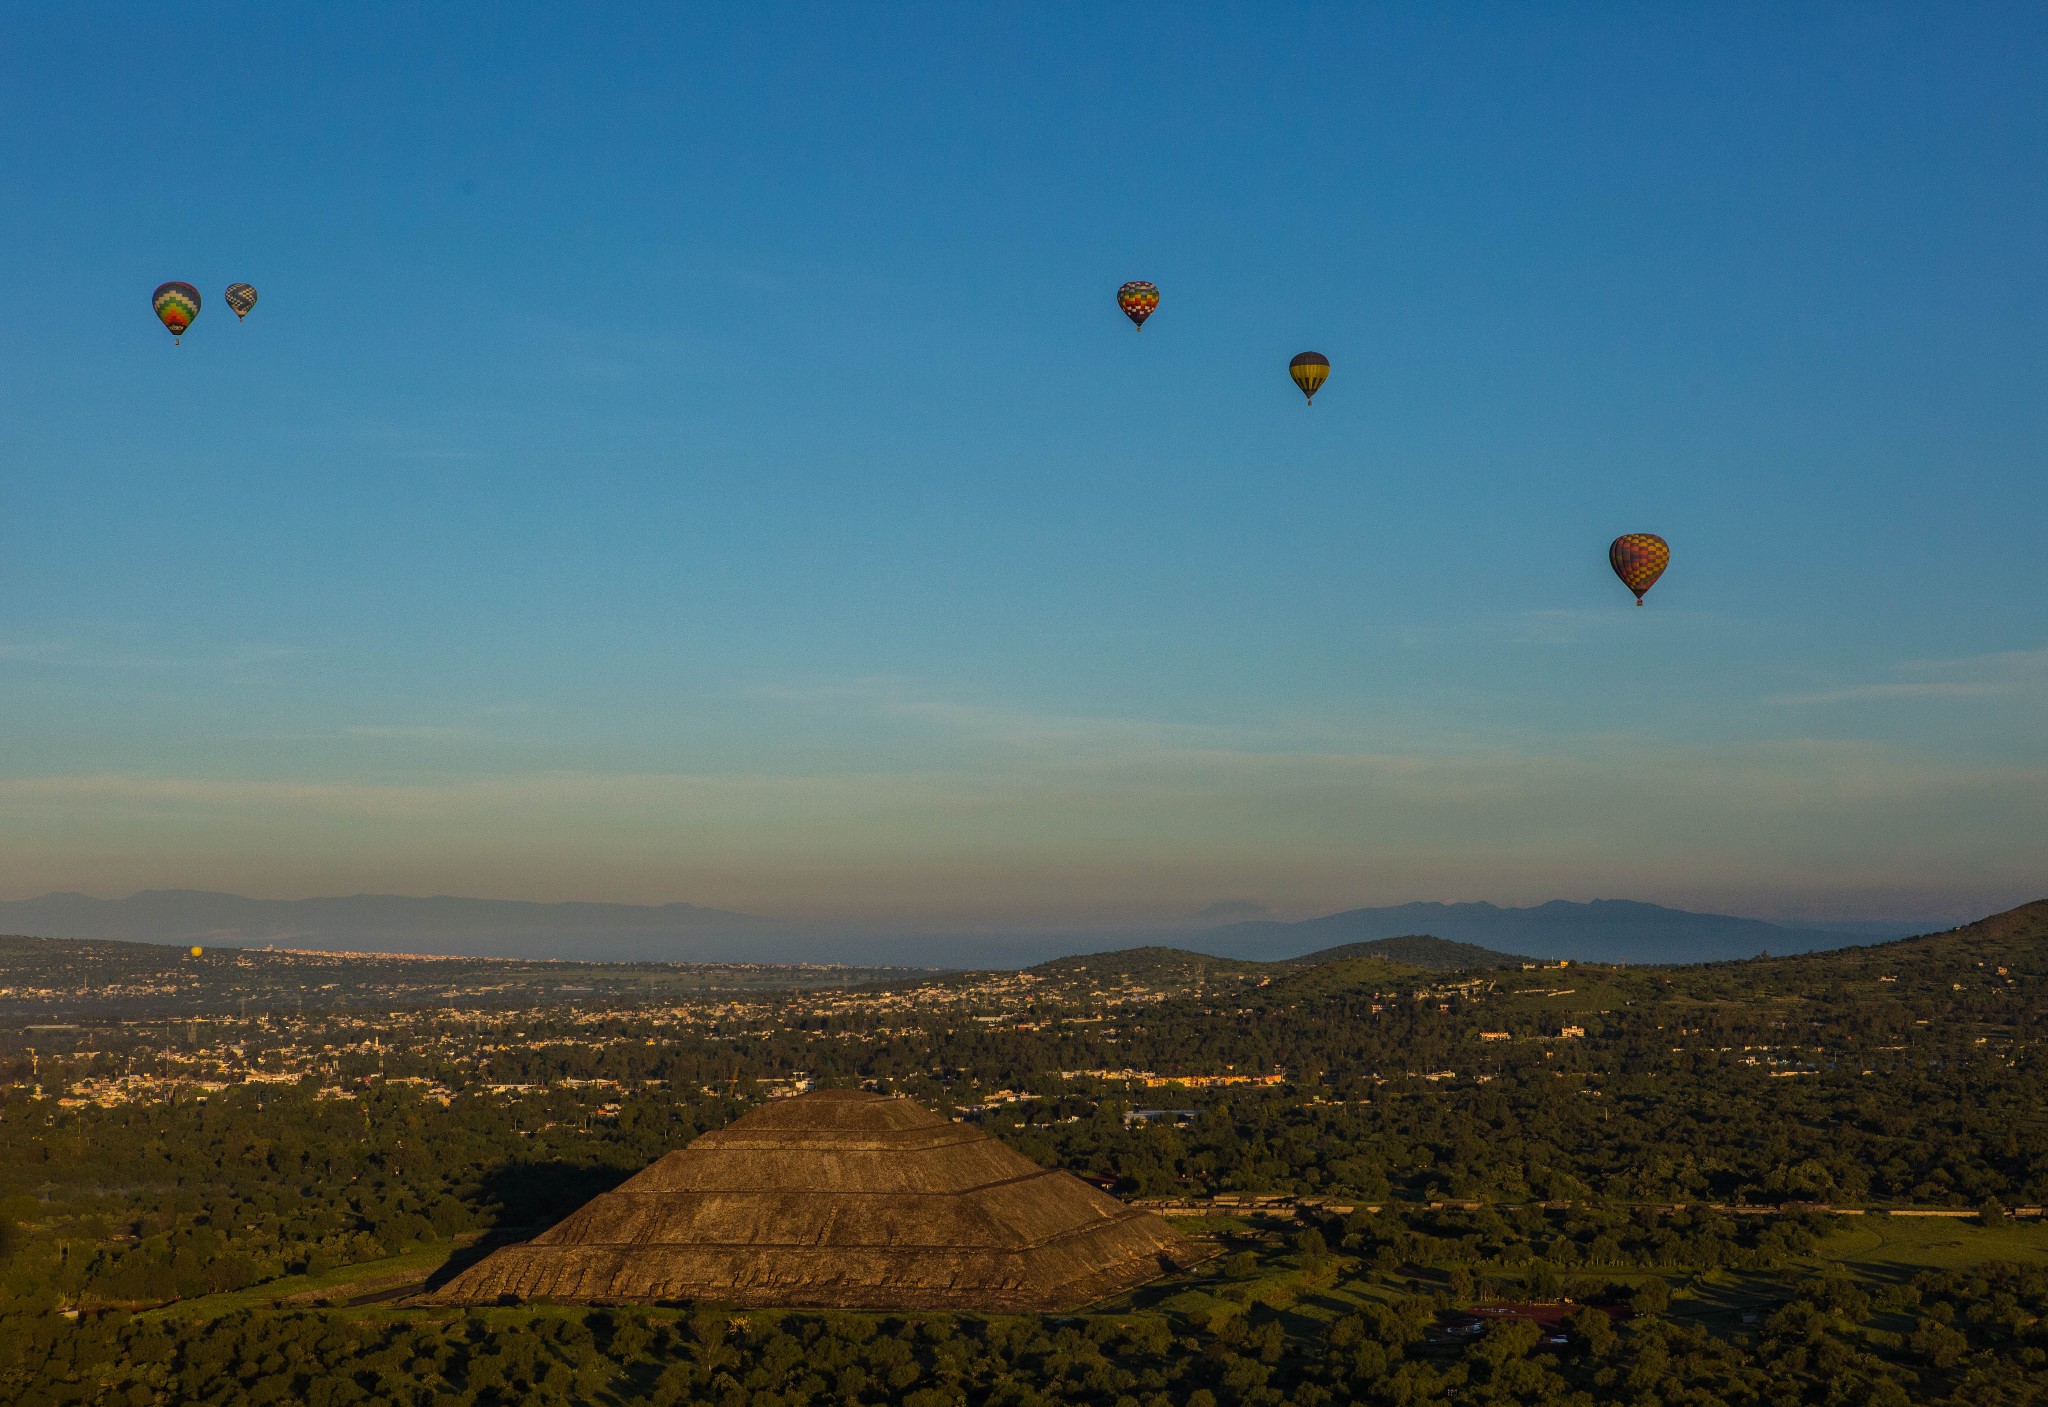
<box><xmin>1286</xmin><ymin>935</ymin><xmax>1530</xmax><ymax>970</ymax></box>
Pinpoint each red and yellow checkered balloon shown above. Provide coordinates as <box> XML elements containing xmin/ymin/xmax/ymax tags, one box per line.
<box><xmin>1609</xmin><ymin>533</ymin><xmax>1670</xmax><ymax>605</ymax></box>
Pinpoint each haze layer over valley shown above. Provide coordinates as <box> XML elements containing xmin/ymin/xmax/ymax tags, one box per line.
<box><xmin>0</xmin><ymin>890</ymin><xmax>1928</xmax><ymax>966</ymax></box>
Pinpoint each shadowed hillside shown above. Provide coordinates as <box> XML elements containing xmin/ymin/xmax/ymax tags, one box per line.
<box><xmin>1286</xmin><ymin>934</ymin><xmax>1530</xmax><ymax>970</ymax></box>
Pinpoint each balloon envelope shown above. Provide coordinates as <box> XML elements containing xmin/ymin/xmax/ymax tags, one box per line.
<box><xmin>1609</xmin><ymin>533</ymin><xmax>1670</xmax><ymax>604</ymax></box>
<box><xmin>224</xmin><ymin>283</ymin><xmax>258</xmax><ymax>319</ymax></box>
<box><xmin>1116</xmin><ymin>280</ymin><xmax>1159</xmax><ymax>329</ymax></box>
<box><xmin>1289</xmin><ymin>351</ymin><xmax>1329</xmax><ymax>404</ymax></box>
<box><xmin>153</xmin><ymin>281</ymin><xmax>201</xmax><ymax>341</ymax></box>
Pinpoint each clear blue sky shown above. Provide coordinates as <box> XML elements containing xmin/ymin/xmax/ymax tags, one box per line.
<box><xmin>2</xmin><ymin>5</ymin><xmax>2043</xmax><ymax>928</ymax></box>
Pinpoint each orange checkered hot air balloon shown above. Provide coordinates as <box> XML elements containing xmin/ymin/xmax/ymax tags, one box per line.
<box><xmin>1116</xmin><ymin>280</ymin><xmax>1159</xmax><ymax>329</ymax></box>
<box><xmin>152</xmin><ymin>282</ymin><xmax>201</xmax><ymax>343</ymax></box>
<box><xmin>1609</xmin><ymin>533</ymin><xmax>1670</xmax><ymax>605</ymax></box>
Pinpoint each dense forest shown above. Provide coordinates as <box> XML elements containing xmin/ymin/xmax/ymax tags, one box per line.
<box><xmin>0</xmin><ymin>900</ymin><xmax>2043</xmax><ymax>1404</ymax></box>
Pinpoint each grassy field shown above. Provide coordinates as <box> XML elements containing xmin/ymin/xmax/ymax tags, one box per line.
<box><xmin>139</xmin><ymin>1236</ymin><xmax>480</xmax><ymax>1320</ymax></box>
<box><xmin>138</xmin><ymin>1211</ymin><xmax>2048</xmax><ymax>1332</ymax></box>
<box><xmin>1807</xmin><ymin>1214</ymin><xmax>2048</xmax><ymax>1274</ymax></box>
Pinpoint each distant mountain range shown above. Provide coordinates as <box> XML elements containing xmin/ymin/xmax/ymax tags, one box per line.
<box><xmin>0</xmin><ymin>890</ymin><xmax>1923</xmax><ymax>968</ymax></box>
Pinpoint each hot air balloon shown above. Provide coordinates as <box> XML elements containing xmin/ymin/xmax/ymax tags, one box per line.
<box><xmin>1116</xmin><ymin>280</ymin><xmax>1159</xmax><ymax>329</ymax></box>
<box><xmin>1609</xmin><ymin>533</ymin><xmax>1670</xmax><ymax>605</ymax></box>
<box><xmin>153</xmin><ymin>282</ymin><xmax>201</xmax><ymax>343</ymax></box>
<box><xmin>1289</xmin><ymin>351</ymin><xmax>1329</xmax><ymax>406</ymax></box>
<box><xmin>224</xmin><ymin>283</ymin><xmax>258</xmax><ymax>320</ymax></box>
<box><xmin>188</xmin><ymin>946</ymin><xmax>204</xmax><ymax>958</ymax></box>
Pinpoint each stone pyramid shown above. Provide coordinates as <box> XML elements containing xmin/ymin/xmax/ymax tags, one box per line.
<box><xmin>427</xmin><ymin>1088</ymin><xmax>1209</xmax><ymax>1310</ymax></box>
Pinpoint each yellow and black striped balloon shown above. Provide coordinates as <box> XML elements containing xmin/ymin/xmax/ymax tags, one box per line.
<box><xmin>1289</xmin><ymin>351</ymin><xmax>1329</xmax><ymax>405</ymax></box>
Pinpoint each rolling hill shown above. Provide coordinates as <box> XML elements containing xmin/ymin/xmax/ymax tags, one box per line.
<box><xmin>1284</xmin><ymin>934</ymin><xmax>1531</xmax><ymax>969</ymax></box>
<box><xmin>1197</xmin><ymin>898</ymin><xmax>1892</xmax><ymax>965</ymax></box>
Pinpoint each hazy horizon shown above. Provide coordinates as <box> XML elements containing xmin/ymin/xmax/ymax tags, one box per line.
<box><xmin>0</xmin><ymin>883</ymin><xmax>1995</xmax><ymax>937</ymax></box>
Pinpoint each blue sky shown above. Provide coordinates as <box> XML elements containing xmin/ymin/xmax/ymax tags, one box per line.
<box><xmin>2</xmin><ymin>5</ymin><xmax>2043</xmax><ymax>928</ymax></box>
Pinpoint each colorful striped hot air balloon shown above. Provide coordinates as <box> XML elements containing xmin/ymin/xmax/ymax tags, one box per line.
<box><xmin>1116</xmin><ymin>280</ymin><xmax>1159</xmax><ymax>329</ymax></box>
<box><xmin>224</xmin><ymin>283</ymin><xmax>258</xmax><ymax>320</ymax></box>
<box><xmin>1609</xmin><ymin>533</ymin><xmax>1670</xmax><ymax>605</ymax></box>
<box><xmin>1289</xmin><ymin>351</ymin><xmax>1329</xmax><ymax>405</ymax></box>
<box><xmin>153</xmin><ymin>282</ymin><xmax>201</xmax><ymax>343</ymax></box>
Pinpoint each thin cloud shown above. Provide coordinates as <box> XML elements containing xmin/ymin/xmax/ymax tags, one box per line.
<box><xmin>232</xmin><ymin>645</ymin><xmax>314</xmax><ymax>665</ymax></box>
<box><xmin>1509</xmin><ymin>610</ymin><xmax>1611</xmax><ymax>646</ymax></box>
<box><xmin>1775</xmin><ymin>643</ymin><xmax>2047</xmax><ymax>706</ymax></box>
<box><xmin>1776</xmin><ymin>681</ymin><xmax>2008</xmax><ymax>705</ymax></box>
<box><xmin>751</xmin><ymin>677</ymin><xmax>1238</xmax><ymax>754</ymax></box>
<box><xmin>1</xmin><ymin>736</ymin><xmax>2035</xmax><ymax>831</ymax></box>
<box><xmin>1397</xmin><ymin>606</ymin><xmax>1724</xmax><ymax>650</ymax></box>
<box><xmin>885</xmin><ymin>698</ymin><xmax>1227</xmax><ymax>754</ymax></box>
<box><xmin>1897</xmin><ymin>644</ymin><xmax>2048</xmax><ymax>680</ymax></box>
<box><xmin>0</xmin><ymin>633</ymin><xmax>310</xmax><ymax>674</ymax></box>
<box><xmin>748</xmin><ymin>676</ymin><xmax>922</xmax><ymax>705</ymax></box>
